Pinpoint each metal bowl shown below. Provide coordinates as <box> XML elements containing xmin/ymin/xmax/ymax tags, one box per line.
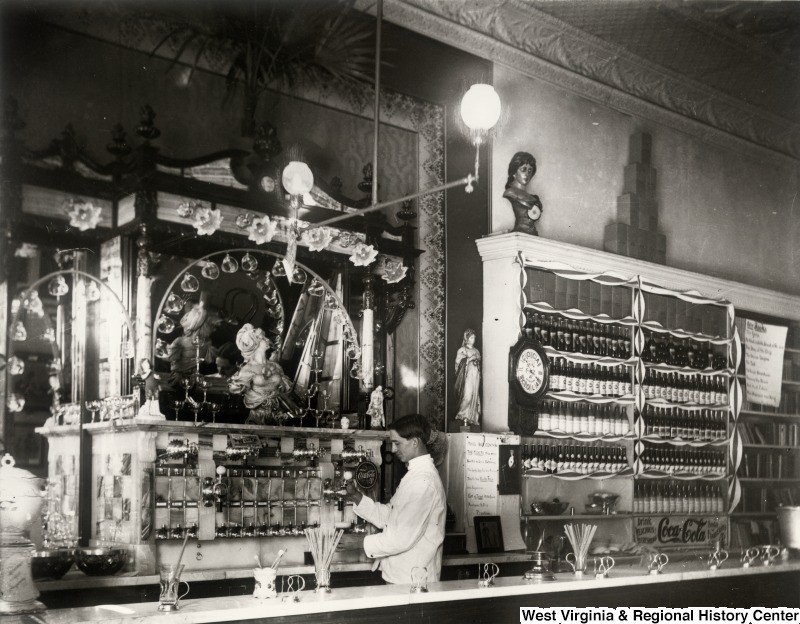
<box><xmin>32</xmin><ymin>549</ymin><xmax>75</xmax><ymax>580</ymax></box>
<box><xmin>530</xmin><ymin>500</ymin><xmax>569</xmax><ymax>515</ymax></box>
<box><xmin>75</xmin><ymin>547</ymin><xmax>127</xmax><ymax>576</ymax></box>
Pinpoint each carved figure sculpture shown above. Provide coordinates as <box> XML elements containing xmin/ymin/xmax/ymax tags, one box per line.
<box><xmin>454</xmin><ymin>329</ymin><xmax>481</xmax><ymax>426</ymax></box>
<box><xmin>503</xmin><ymin>151</ymin><xmax>543</xmax><ymax>236</ymax></box>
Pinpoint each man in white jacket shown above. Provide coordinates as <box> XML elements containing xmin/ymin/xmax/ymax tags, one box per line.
<box><xmin>346</xmin><ymin>413</ymin><xmax>447</xmax><ymax>585</ymax></box>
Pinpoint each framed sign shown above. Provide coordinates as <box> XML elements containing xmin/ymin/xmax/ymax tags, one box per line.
<box><xmin>498</xmin><ymin>444</ymin><xmax>520</xmax><ymax>495</ymax></box>
<box><xmin>634</xmin><ymin>515</ymin><xmax>727</xmax><ymax>548</ymax></box>
<box><xmin>474</xmin><ymin>515</ymin><xmax>504</xmax><ymax>553</ymax></box>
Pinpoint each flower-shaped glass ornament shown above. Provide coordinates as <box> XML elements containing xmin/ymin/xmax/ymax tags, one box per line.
<box><xmin>221</xmin><ymin>254</ymin><xmax>239</xmax><ymax>273</ymax></box>
<box><xmin>241</xmin><ymin>253</ymin><xmax>259</xmax><ymax>273</ymax></box>
<box><xmin>201</xmin><ymin>261</ymin><xmax>220</xmax><ymax>280</ymax></box>
<box><xmin>43</xmin><ymin>327</ymin><xmax>56</xmax><ymax>342</ymax></box>
<box><xmin>48</xmin><ymin>275</ymin><xmax>70</xmax><ymax>297</ymax></box>
<box><xmin>165</xmin><ymin>293</ymin><xmax>185</xmax><ymax>314</ymax></box>
<box><xmin>8</xmin><ymin>356</ymin><xmax>25</xmax><ymax>376</ymax></box>
<box><xmin>349</xmin><ymin>242</ymin><xmax>378</xmax><ymax>267</ymax></box>
<box><xmin>192</xmin><ymin>206</ymin><xmax>223</xmax><ymax>236</ymax></box>
<box><xmin>302</xmin><ymin>227</ymin><xmax>334</xmax><ymax>252</ymax></box>
<box><xmin>176</xmin><ymin>201</ymin><xmax>196</xmax><ymax>218</ymax></box>
<box><xmin>7</xmin><ymin>394</ymin><xmax>25</xmax><ymax>412</ymax></box>
<box><xmin>85</xmin><ymin>281</ymin><xmax>102</xmax><ymax>302</ymax></box>
<box><xmin>381</xmin><ymin>261</ymin><xmax>408</xmax><ymax>284</ymax></box>
<box><xmin>247</xmin><ymin>216</ymin><xmax>277</xmax><ymax>245</ymax></box>
<box><xmin>308</xmin><ymin>279</ymin><xmax>325</xmax><ymax>297</ymax></box>
<box><xmin>22</xmin><ymin>291</ymin><xmax>45</xmax><ymax>318</ymax></box>
<box><xmin>180</xmin><ymin>273</ymin><xmax>200</xmax><ymax>293</ymax></box>
<box><xmin>157</xmin><ymin>315</ymin><xmax>176</xmax><ymax>334</ymax></box>
<box><xmin>154</xmin><ymin>339</ymin><xmax>170</xmax><ymax>360</ymax></box>
<box><xmin>64</xmin><ymin>198</ymin><xmax>102</xmax><ymax>231</ymax></box>
<box><xmin>271</xmin><ymin>259</ymin><xmax>287</xmax><ymax>278</ymax></box>
<box><xmin>235</xmin><ymin>212</ymin><xmax>254</xmax><ymax>229</ymax></box>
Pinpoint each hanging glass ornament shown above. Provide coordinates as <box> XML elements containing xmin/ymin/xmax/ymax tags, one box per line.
<box><xmin>165</xmin><ymin>293</ymin><xmax>185</xmax><ymax>314</ymax></box>
<box><xmin>11</xmin><ymin>321</ymin><xmax>27</xmax><ymax>341</ymax></box>
<box><xmin>85</xmin><ymin>281</ymin><xmax>102</xmax><ymax>302</ymax></box>
<box><xmin>157</xmin><ymin>315</ymin><xmax>176</xmax><ymax>334</ymax></box>
<box><xmin>7</xmin><ymin>394</ymin><xmax>25</xmax><ymax>412</ymax></box>
<box><xmin>256</xmin><ymin>278</ymin><xmax>274</xmax><ymax>294</ymax></box>
<box><xmin>323</xmin><ymin>292</ymin><xmax>337</xmax><ymax>309</ymax></box>
<box><xmin>201</xmin><ymin>261</ymin><xmax>220</xmax><ymax>280</ymax></box>
<box><xmin>349</xmin><ymin>362</ymin><xmax>361</xmax><ymax>379</ymax></box>
<box><xmin>221</xmin><ymin>254</ymin><xmax>239</xmax><ymax>273</ymax></box>
<box><xmin>241</xmin><ymin>253</ymin><xmax>258</xmax><ymax>273</ymax></box>
<box><xmin>176</xmin><ymin>201</ymin><xmax>195</xmax><ymax>218</ymax></box>
<box><xmin>43</xmin><ymin>327</ymin><xmax>56</xmax><ymax>342</ymax></box>
<box><xmin>8</xmin><ymin>356</ymin><xmax>24</xmax><ymax>376</ymax></box>
<box><xmin>10</xmin><ymin>298</ymin><xmax>20</xmax><ymax>315</ymax></box>
<box><xmin>308</xmin><ymin>279</ymin><xmax>325</xmax><ymax>297</ymax></box>
<box><xmin>271</xmin><ymin>260</ymin><xmax>287</xmax><ymax>278</ymax></box>
<box><xmin>346</xmin><ymin>342</ymin><xmax>359</xmax><ymax>360</ymax></box>
<box><xmin>48</xmin><ymin>275</ymin><xmax>70</xmax><ymax>297</ymax></box>
<box><xmin>267</xmin><ymin>305</ymin><xmax>282</xmax><ymax>319</ymax></box>
<box><xmin>154</xmin><ymin>339</ymin><xmax>170</xmax><ymax>360</ymax></box>
<box><xmin>291</xmin><ymin>267</ymin><xmax>307</xmax><ymax>284</ymax></box>
<box><xmin>180</xmin><ymin>273</ymin><xmax>200</xmax><ymax>293</ymax></box>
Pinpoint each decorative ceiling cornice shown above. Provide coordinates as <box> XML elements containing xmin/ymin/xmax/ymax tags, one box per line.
<box><xmin>361</xmin><ymin>0</ymin><xmax>800</xmax><ymax>165</ymax></box>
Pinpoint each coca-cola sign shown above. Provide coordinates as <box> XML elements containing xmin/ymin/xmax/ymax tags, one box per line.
<box><xmin>354</xmin><ymin>461</ymin><xmax>379</xmax><ymax>490</ymax></box>
<box><xmin>634</xmin><ymin>515</ymin><xmax>726</xmax><ymax>547</ymax></box>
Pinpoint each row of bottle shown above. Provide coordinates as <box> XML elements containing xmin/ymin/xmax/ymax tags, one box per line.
<box><xmin>633</xmin><ymin>481</ymin><xmax>726</xmax><ymax>514</ymax></box>
<box><xmin>639</xmin><ymin>447</ymin><xmax>726</xmax><ymax>475</ymax></box>
<box><xmin>643</xmin><ymin>371</ymin><xmax>728</xmax><ymax>405</ymax></box>
<box><xmin>525</xmin><ymin>313</ymin><xmax>632</xmax><ymax>359</ymax></box>
<box><xmin>642</xmin><ymin>406</ymin><xmax>728</xmax><ymax>442</ymax></box>
<box><xmin>549</xmin><ymin>359</ymin><xmax>632</xmax><ymax>397</ymax></box>
<box><xmin>538</xmin><ymin>401</ymin><xmax>631</xmax><ymax>437</ymax></box>
<box><xmin>642</xmin><ymin>330</ymin><xmax>727</xmax><ymax>370</ymax></box>
<box><xmin>522</xmin><ymin>443</ymin><xmax>628</xmax><ymax>474</ymax></box>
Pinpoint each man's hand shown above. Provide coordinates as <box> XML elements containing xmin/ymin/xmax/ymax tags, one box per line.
<box><xmin>345</xmin><ymin>479</ymin><xmax>364</xmax><ymax>505</ymax></box>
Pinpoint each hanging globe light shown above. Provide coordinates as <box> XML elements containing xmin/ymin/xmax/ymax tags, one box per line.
<box><xmin>460</xmin><ymin>84</ymin><xmax>502</xmax><ymax>133</ymax></box>
<box><xmin>281</xmin><ymin>161</ymin><xmax>315</xmax><ymax>196</ymax></box>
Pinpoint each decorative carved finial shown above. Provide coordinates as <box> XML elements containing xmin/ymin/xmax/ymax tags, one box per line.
<box><xmin>107</xmin><ymin>124</ymin><xmax>131</xmax><ymax>159</ymax></box>
<box><xmin>397</xmin><ymin>199</ymin><xmax>416</xmax><ymax>223</ymax></box>
<box><xmin>358</xmin><ymin>162</ymin><xmax>373</xmax><ymax>195</ymax></box>
<box><xmin>252</xmin><ymin>123</ymin><xmax>282</xmax><ymax>161</ymax></box>
<box><xmin>2</xmin><ymin>96</ymin><xmax>25</xmax><ymax>138</ymax></box>
<box><xmin>136</xmin><ymin>105</ymin><xmax>161</xmax><ymax>142</ymax></box>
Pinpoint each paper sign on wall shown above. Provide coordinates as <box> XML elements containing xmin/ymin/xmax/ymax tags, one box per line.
<box><xmin>744</xmin><ymin>319</ymin><xmax>788</xmax><ymax>408</ymax></box>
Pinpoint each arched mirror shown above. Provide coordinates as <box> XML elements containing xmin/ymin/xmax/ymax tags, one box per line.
<box><xmin>6</xmin><ymin>265</ymin><xmax>136</xmax><ymax>546</ymax></box>
<box><xmin>150</xmin><ymin>249</ymin><xmax>361</xmax><ymax>427</ymax></box>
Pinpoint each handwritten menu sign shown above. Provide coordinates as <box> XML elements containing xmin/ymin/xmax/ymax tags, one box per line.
<box><xmin>634</xmin><ymin>515</ymin><xmax>726</xmax><ymax>547</ymax></box>
<box><xmin>465</xmin><ymin>435</ymin><xmax>499</xmax><ymax>527</ymax></box>
<box><xmin>745</xmin><ymin>319</ymin><xmax>788</xmax><ymax>407</ymax></box>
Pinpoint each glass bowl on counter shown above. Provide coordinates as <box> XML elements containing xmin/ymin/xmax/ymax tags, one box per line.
<box><xmin>31</xmin><ymin>549</ymin><xmax>75</xmax><ymax>580</ymax></box>
<box><xmin>74</xmin><ymin>547</ymin><xmax>127</xmax><ymax>576</ymax></box>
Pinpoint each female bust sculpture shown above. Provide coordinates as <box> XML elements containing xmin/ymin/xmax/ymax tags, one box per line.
<box><xmin>454</xmin><ymin>329</ymin><xmax>481</xmax><ymax>426</ymax></box>
<box><xmin>503</xmin><ymin>151</ymin><xmax>543</xmax><ymax>236</ymax></box>
<box><xmin>227</xmin><ymin>323</ymin><xmax>292</xmax><ymax>424</ymax></box>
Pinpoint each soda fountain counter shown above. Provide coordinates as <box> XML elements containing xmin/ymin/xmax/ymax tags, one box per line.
<box><xmin>22</xmin><ymin>556</ymin><xmax>800</xmax><ymax>623</ymax></box>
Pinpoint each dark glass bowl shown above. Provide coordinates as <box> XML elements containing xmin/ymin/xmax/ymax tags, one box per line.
<box><xmin>32</xmin><ymin>549</ymin><xmax>75</xmax><ymax>580</ymax></box>
<box><xmin>530</xmin><ymin>501</ymin><xmax>569</xmax><ymax>515</ymax></box>
<box><xmin>75</xmin><ymin>547</ymin><xmax>127</xmax><ymax>576</ymax></box>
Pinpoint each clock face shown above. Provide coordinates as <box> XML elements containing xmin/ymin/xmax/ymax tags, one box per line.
<box><xmin>516</xmin><ymin>348</ymin><xmax>545</xmax><ymax>394</ymax></box>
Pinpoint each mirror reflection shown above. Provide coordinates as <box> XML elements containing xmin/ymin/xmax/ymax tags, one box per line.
<box><xmin>149</xmin><ymin>249</ymin><xmax>360</xmax><ymax>427</ymax></box>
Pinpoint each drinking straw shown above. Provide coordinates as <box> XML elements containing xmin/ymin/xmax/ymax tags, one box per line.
<box><xmin>174</xmin><ymin>530</ymin><xmax>190</xmax><ymax>570</ymax></box>
<box><xmin>270</xmin><ymin>549</ymin><xmax>286</xmax><ymax>570</ymax></box>
<box><xmin>564</xmin><ymin>523</ymin><xmax>597</xmax><ymax>563</ymax></box>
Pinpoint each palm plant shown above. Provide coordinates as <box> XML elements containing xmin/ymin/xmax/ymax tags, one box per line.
<box><xmin>148</xmin><ymin>0</ymin><xmax>376</xmax><ymax>136</ymax></box>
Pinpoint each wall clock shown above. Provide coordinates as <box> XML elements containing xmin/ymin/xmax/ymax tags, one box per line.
<box><xmin>508</xmin><ymin>336</ymin><xmax>550</xmax><ymax>436</ymax></box>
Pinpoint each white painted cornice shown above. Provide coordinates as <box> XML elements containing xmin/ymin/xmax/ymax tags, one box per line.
<box><xmin>476</xmin><ymin>233</ymin><xmax>800</xmax><ymax>322</ymax></box>
<box><xmin>357</xmin><ymin>0</ymin><xmax>800</xmax><ymax>166</ymax></box>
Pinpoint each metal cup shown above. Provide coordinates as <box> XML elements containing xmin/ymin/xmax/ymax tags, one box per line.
<box><xmin>158</xmin><ymin>564</ymin><xmax>190</xmax><ymax>612</ymax></box>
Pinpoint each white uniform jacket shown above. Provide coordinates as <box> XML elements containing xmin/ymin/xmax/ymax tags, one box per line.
<box><xmin>354</xmin><ymin>454</ymin><xmax>446</xmax><ymax>584</ymax></box>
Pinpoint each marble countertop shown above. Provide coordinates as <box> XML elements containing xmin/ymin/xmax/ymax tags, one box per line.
<box><xmin>36</xmin><ymin>552</ymin><xmax>533</xmax><ymax>591</ymax></box>
<box><xmin>23</xmin><ymin>560</ymin><xmax>800</xmax><ymax>624</ymax></box>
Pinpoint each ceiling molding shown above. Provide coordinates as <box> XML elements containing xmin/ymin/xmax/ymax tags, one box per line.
<box><xmin>361</xmin><ymin>0</ymin><xmax>799</xmax><ymax>166</ymax></box>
